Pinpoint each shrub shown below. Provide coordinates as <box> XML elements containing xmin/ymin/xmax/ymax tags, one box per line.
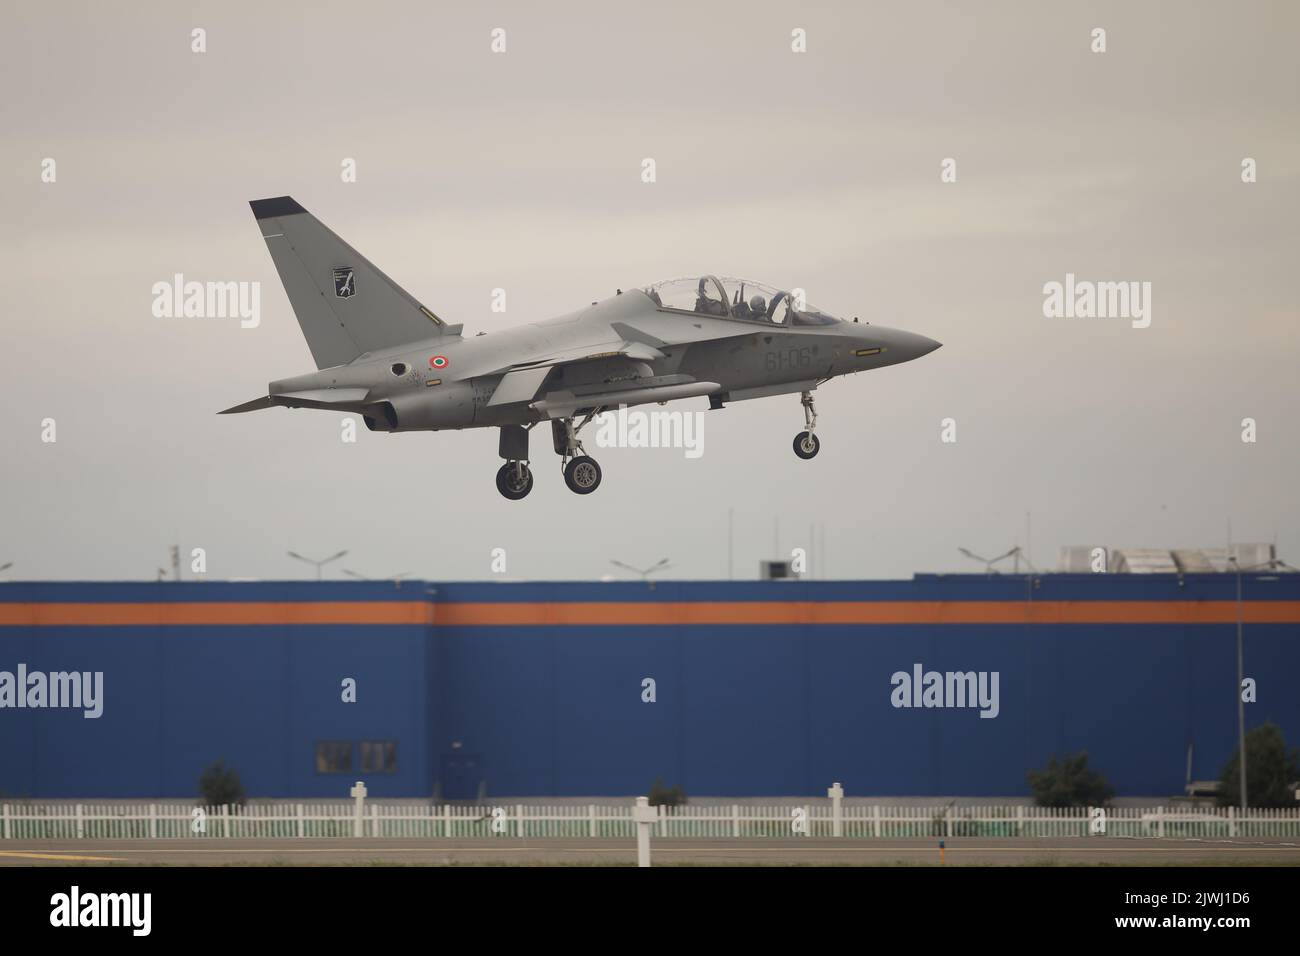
<box><xmin>1027</xmin><ymin>751</ymin><xmax>1114</xmax><ymax>807</ymax></box>
<box><xmin>1217</xmin><ymin>722</ymin><xmax>1300</xmax><ymax>808</ymax></box>
<box><xmin>647</xmin><ymin>776</ymin><xmax>686</xmax><ymax>807</ymax></box>
<box><xmin>198</xmin><ymin>759</ymin><xmax>247</xmax><ymax>807</ymax></box>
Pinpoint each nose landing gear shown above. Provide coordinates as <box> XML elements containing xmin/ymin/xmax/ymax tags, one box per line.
<box><xmin>793</xmin><ymin>390</ymin><xmax>820</xmax><ymax>459</ymax></box>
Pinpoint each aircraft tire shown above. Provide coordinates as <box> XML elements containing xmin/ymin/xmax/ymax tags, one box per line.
<box><xmin>793</xmin><ymin>431</ymin><xmax>820</xmax><ymax>459</ymax></box>
<box><xmin>496</xmin><ymin>462</ymin><xmax>534</xmax><ymax>500</ymax></box>
<box><xmin>563</xmin><ymin>456</ymin><xmax>602</xmax><ymax>494</ymax></box>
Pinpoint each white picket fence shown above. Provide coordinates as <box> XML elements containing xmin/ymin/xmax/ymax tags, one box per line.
<box><xmin>2</xmin><ymin>801</ymin><xmax>1298</xmax><ymax>840</ymax></box>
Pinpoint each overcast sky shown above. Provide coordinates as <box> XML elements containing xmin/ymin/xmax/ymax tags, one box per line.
<box><xmin>1</xmin><ymin>0</ymin><xmax>1296</xmax><ymax>582</ymax></box>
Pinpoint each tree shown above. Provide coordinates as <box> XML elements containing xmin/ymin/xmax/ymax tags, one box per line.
<box><xmin>198</xmin><ymin>759</ymin><xmax>247</xmax><ymax>807</ymax></box>
<box><xmin>1217</xmin><ymin>722</ymin><xmax>1300</xmax><ymax>808</ymax></box>
<box><xmin>647</xmin><ymin>777</ymin><xmax>686</xmax><ymax>807</ymax></box>
<box><xmin>1027</xmin><ymin>751</ymin><xmax>1114</xmax><ymax>807</ymax></box>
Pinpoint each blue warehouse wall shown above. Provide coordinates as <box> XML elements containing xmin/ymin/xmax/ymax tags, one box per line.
<box><xmin>1</xmin><ymin>575</ymin><xmax>1297</xmax><ymax>798</ymax></box>
<box><xmin>431</xmin><ymin>621</ymin><xmax>1284</xmax><ymax>797</ymax></box>
<box><xmin>0</xmin><ymin>584</ymin><xmax>430</xmax><ymax>798</ymax></box>
<box><xmin>429</xmin><ymin>576</ymin><xmax>1300</xmax><ymax>798</ymax></box>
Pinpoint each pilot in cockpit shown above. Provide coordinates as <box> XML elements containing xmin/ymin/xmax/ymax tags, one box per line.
<box><xmin>731</xmin><ymin>292</ymin><xmax>767</xmax><ymax>321</ymax></box>
<box><xmin>728</xmin><ymin>281</ymin><xmax>768</xmax><ymax>321</ymax></box>
<box><xmin>694</xmin><ymin>278</ymin><xmax>728</xmax><ymax>316</ymax></box>
<box><xmin>730</xmin><ymin>290</ymin><xmax>751</xmax><ymax>320</ymax></box>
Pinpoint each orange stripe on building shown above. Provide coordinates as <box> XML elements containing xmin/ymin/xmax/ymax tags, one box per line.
<box><xmin>431</xmin><ymin>600</ymin><xmax>1300</xmax><ymax>626</ymax></box>
<box><xmin>0</xmin><ymin>600</ymin><xmax>1298</xmax><ymax>627</ymax></box>
<box><xmin>0</xmin><ymin>602</ymin><xmax>434</xmax><ymax>627</ymax></box>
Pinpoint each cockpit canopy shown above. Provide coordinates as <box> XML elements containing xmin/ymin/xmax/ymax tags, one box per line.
<box><xmin>640</xmin><ymin>276</ymin><xmax>839</xmax><ymax>326</ymax></box>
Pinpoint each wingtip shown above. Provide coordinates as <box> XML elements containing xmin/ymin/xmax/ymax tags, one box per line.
<box><xmin>249</xmin><ymin>196</ymin><xmax>306</xmax><ymax>220</ymax></box>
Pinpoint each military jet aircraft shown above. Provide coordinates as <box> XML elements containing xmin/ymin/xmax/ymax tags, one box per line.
<box><xmin>223</xmin><ymin>197</ymin><xmax>941</xmax><ymax>499</ymax></box>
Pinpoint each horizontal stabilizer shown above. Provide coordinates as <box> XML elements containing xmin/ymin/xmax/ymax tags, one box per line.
<box><xmin>274</xmin><ymin>388</ymin><xmax>371</xmax><ymax>406</ymax></box>
<box><xmin>219</xmin><ymin>388</ymin><xmax>371</xmax><ymax>415</ymax></box>
<box><xmin>219</xmin><ymin>396</ymin><xmax>276</xmax><ymax>414</ymax></box>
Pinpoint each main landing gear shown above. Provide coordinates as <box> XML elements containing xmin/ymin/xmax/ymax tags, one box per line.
<box><xmin>495</xmin><ymin>460</ymin><xmax>534</xmax><ymax>500</ymax></box>
<box><xmin>793</xmin><ymin>390</ymin><xmax>820</xmax><ymax>460</ymax></box>
<box><xmin>494</xmin><ymin>415</ymin><xmax>605</xmax><ymax>500</ymax></box>
<box><xmin>554</xmin><ymin>412</ymin><xmax>602</xmax><ymax>495</ymax></box>
<box><xmin>496</xmin><ymin>423</ymin><xmax>536</xmax><ymax>500</ymax></box>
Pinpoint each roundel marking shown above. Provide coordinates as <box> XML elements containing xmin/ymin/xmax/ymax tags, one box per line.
<box><xmin>429</xmin><ymin>355</ymin><xmax>449</xmax><ymax>369</ymax></box>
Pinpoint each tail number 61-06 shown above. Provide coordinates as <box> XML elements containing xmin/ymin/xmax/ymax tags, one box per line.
<box><xmin>765</xmin><ymin>347</ymin><xmax>812</xmax><ymax>371</ymax></box>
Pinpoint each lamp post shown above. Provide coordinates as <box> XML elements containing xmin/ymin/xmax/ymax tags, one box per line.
<box><xmin>287</xmin><ymin>550</ymin><xmax>348</xmax><ymax>581</ymax></box>
<box><xmin>610</xmin><ymin>558</ymin><xmax>672</xmax><ymax>581</ymax></box>
<box><xmin>1225</xmin><ymin>554</ymin><xmax>1297</xmax><ymax>812</ymax></box>
<box><xmin>957</xmin><ymin>546</ymin><xmax>1035</xmax><ymax>576</ymax></box>
<box><xmin>1231</xmin><ymin>556</ymin><xmax>1248</xmax><ymax>813</ymax></box>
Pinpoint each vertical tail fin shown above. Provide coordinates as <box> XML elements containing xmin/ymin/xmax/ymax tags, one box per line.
<box><xmin>249</xmin><ymin>197</ymin><xmax>458</xmax><ymax>369</ymax></box>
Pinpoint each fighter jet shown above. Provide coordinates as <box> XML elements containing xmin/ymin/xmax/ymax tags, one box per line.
<box><xmin>223</xmin><ymin>197</ymin><xmax>942</xmax><ymax>499</ymax></box>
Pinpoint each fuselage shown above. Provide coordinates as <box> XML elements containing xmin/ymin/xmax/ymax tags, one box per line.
<box><xmin>267</xmin><ymin>286</ymin><xmax>941</xmax><ymax>433</ymax></box>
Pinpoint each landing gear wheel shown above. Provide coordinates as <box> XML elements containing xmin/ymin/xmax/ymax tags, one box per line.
<box><xmin>495</xmin><ymin>461</ymin><xmax>534</xmax><ymax>500</ymax></box>
<box><xmin>564</xmin><ymin>456</ymin><xmax>602</xmax><ymax>494</ymax></box>
<box><xmin>793</xmin><ymin>390</ymin><xmax>820</xmax><ymax>459</ymax></box>
<box><xmin>793</xmin><ymin>431</ymin><xmax>820</xmax><ymax>460</ymax></box>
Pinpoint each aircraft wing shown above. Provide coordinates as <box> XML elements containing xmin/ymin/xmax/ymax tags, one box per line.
<box><xmin>607</xmin><ymin>314</ymin><xmax>758</xmax><ymax>349</ymax></box>
<box><xmin>484</xmin><ymin>339</ymin><xmax>665</xmax><ymax>377</ymax></box>
<box><xmin>484</xmin><ymin>339</ymin><xmax>667</xmax><ymax>407</ymax></box>
<box><xmin>481</xmin><ymin>311</ymin><xmax>756</xmax><ymax>407</ymax></box>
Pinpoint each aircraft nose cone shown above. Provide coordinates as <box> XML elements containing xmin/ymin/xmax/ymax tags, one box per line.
<box><xmin>912</xmin><ymin>333</ymin><xmax>943</xmax><ymax>357</ymax></box>
<box><xmin>874</xmin><ymin>328</ymin><xmax>942</xmax><ymax>363</ymax></box>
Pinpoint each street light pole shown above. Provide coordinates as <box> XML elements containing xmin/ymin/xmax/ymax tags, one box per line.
<box><xmin>287</xmin><ymin>550</ymin><xmax>348</xmax><ymax>581</ymax></box>
<box><xmin>1234</xmin><ymin>558</ymin><xmax>1247</xmax><ymax>813</ymax></box>
<box><xmin>610</xmin><ymin>558</ymin><xmax>672</xmax><ymax>581</ymax></box>
<box><xmin>1224</xmin><ymin>554</ymin><xmax>1296</xmax><ymax>811</ymax></box>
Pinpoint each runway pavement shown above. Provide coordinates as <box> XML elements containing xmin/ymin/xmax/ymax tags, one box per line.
<box><xmin>2</xmin><ymin>836</ymin><xmax>1299</xmax><ymax>866</ymax></box>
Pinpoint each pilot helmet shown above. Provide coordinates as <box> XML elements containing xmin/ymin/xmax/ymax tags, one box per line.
<box><xmin>749</xmin><ymin>294</ymin><xmax>767</xmax><ymax>315</ymax></box>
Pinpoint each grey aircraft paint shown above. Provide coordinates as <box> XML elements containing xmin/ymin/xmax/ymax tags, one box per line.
<box><xmin>224</xmin><ymin>197</ymin><xmax>941</xmax><ymax>498</ymax></box>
